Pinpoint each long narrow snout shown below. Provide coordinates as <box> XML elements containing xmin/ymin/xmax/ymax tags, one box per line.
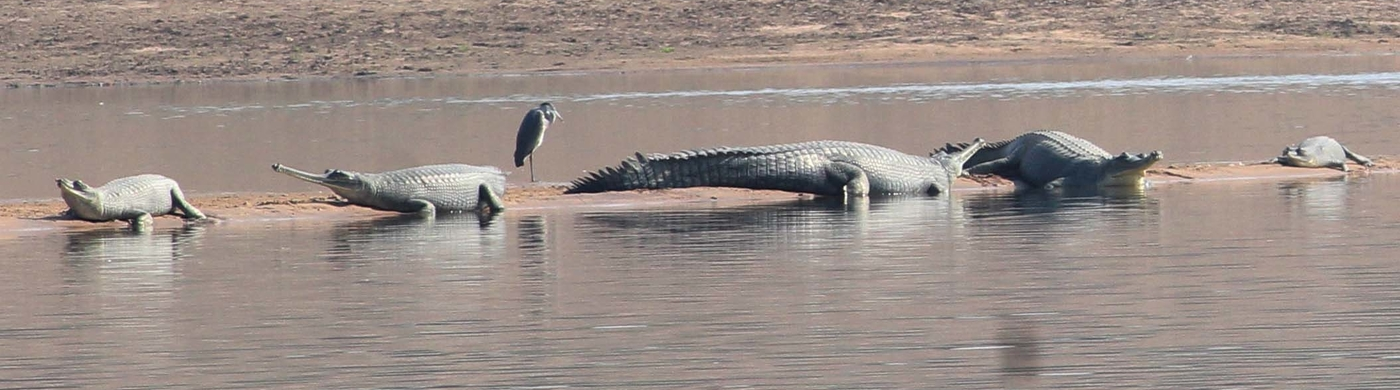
<box><xmin>948</xmin><ymin>138</ymin><xmax>987</xmax><ymax>168</ymax></box>
<box><xmin>271</xmin><ymin>163</ymin><xmax>336</xmax><ymax>186</ymax></box>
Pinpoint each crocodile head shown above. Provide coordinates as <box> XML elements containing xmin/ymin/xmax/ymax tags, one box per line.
<box><xmin>932</xmin><ymin>137</ymin><xmax>987</xmax><ymax>177</ymax></box>
<box><xmin>271</xmin><ymin>164</ymin><xmax>370</xmax><ymax>199</ymax></box>
<box><xmin>1100</xmin><ymin>151</ymin><xmax>1163</xmax><ymax>187</ymax></box>
<box><xmin>1277</xmin><ymin>145</ymin><xmax>1323</xmax><ymax>167</ymax></box>
<box><xmin>56</xmin><ymin>178</ymin><xmax>102</xmax><ymax>217</ymax></box>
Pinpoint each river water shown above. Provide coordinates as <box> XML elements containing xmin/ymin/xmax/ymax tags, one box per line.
<box><xmin>2</xmin><ymin>53</ymin><xmax>1399</xmax><ymax>388</ymax></box>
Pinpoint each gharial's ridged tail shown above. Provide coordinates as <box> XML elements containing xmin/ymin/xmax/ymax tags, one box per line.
<box><xmin>566</xmin><ymin>153</ymin><xmax>660</xmax><ymax>194</ymax></box>
<box><xmin>565</xmin><ymin>147</ymin><xmax>770</xmax><ymax>194</ymax></box>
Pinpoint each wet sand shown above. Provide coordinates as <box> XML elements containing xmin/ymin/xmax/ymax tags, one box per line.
<box><xmin>2</xmin><ymin>157</ymin><xmax>1391</xmax><ymax>232</ymax></box>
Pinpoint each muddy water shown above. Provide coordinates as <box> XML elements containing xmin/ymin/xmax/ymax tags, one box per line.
<box><xmin>2</xmin><ymin>54</ymin><xmax>1398</xmax><ymax>199</ymax></box>
<box><xmin>3</xmin><ymin>54</ymin><xmax>1400</xmax><ymax>388</ymax></box>
<box><xmin>1</xmin><ymin>175</ymin><xmax>1398</xmax><ymax>388</ymax></box>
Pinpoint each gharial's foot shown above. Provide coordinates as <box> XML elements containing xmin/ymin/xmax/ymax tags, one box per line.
<box><xmin>129</xmin><ymin>213</ymin><xmax>155</xmax><ymax>232</ymax></box>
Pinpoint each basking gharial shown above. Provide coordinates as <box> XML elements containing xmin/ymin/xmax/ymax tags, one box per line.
<box><xmin>271</xmin><ymin>163</ymin><xmax>507</xmax><ymax>216</ymax></box>
<box><xmin>938</xmin><ymin>130</ymin><xmax>1163</xmax><ymax>191</ymax></box>
<box><xmin>1272</xmin><ymin>136</ymin><xmax>1374</xmax><ymax>172</ymax></box>
<box><xmin>57</xmin><ymin>174</ymin><xmax>207</xmax><ymax>231</ymax></box>
<box><xmin>565</xmin><ymin>139</ymin><xmax>987</xmax><ymax>197</ymax></box>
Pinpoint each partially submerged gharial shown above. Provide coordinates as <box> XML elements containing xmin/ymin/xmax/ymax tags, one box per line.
<box><xmin>1272</xmin><ymin>136</ymin><xmax>1374</xmax><ymax>172</ymax></box>
<box><xmin>57</xmin><ymin>174</ymin><xmax>207</xmax><ymax>231</ymax></box>
<box><xmin>271</xmin><ymin>163</ymin><xmax>507</xmax><ymax>216</ymax></box>
<box><xmin>939</xmin><ymin>130</ymin><xmax>1163</xmax><ymax>191</ymax></box>
<box><xmin>566</xmin><ymin>139</ymin><xmax>986</xmax><ymax>198</ymax></box>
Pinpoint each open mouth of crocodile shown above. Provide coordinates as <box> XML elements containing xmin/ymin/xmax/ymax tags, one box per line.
<box><xmin>56</xmin><ymin>178</ymin><xmax>93</xmax><ymax>194</ymax></box>
<box><xmin>1280</xmin><ymin>154</ymin><xmax>1319</xmax><ymax>167</ymax></box>
<box><xmin>1103</xmin><ymin>151</ymin><xmax>1164</xmax><ymax>185</ymax></box>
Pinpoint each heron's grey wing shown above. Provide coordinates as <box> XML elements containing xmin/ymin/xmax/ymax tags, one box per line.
<box><xmin>515</xmin><ymin>109</ymin><xmax>547</xmax><ymax>155</ymax></box>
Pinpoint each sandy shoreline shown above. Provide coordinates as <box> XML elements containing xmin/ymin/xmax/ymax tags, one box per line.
<box><xmin>2</xmin><ymin>158</ymin><xmax>1391</xmax><ymax>233</ymax></box>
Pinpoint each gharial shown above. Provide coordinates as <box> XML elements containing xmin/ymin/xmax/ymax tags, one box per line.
<box><xmin>937</xmin><ymin>130</ymin><xmax>1163</xmax><ymax>191</ymax></box>
<box><xmin>1270</xmin><ymin>135</ymin><xmax>1374</xmax><ymax>172</ymax></box>
<box><xmin>514</xmin><ymin>102</ymin><xmax>563</xmax><ymax>182</ymax></box>
<box><xmin>565</xmin><ymin>139</ymin><xmax>987</xmax><ymax>198</ymax></box>
<box><xmin>57</xmin><ymin>174</ymin><xmax>207</xmax><ymax>231</ymax></box>
<box><xmin>271</xmin><ymin>163</ymin><xmax>507</xmax><ymax>216</ymax></box>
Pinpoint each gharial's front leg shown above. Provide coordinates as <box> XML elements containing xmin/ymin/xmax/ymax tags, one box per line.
<box><xmin>825</xmin><ymin>161</ymin><xmax>870</xmax><ymax>198</ymax></box>
<box><xmin>477</xmin><ymin>185</ymin><xmax>507</xmax><ymax>214</ymax></box>
<box><xmin>965</xmin><ymin>157</ymin><xmax>1017</xmax><ymax>176</ymax></box>
<box><xmin>128</xmin><ymin>213</ymin><xmax>155</xmax><ymax>232</ymax></box>
<box><xmin>407</xmin><ymin>199</ymin><xmax>437</xmax><ymax>217</ymax></box>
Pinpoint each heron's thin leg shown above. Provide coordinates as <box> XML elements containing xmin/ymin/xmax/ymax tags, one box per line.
<box><xmin>529</xmin><ymin>155</ymin><xmax>537</xmax><ymax>182</ymax></box>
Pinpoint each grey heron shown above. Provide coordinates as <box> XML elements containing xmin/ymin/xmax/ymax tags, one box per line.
<box><xmin>513</xmin><ymin>102</ymin><xmax>562</xmax><ymax>182</ymax></box>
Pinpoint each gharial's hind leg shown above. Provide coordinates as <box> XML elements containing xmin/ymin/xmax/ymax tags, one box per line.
<box><xmin>1341</xmin><ymin>145</ymin><xmax>1375</xmax><ymax>167</ymax></box>
<box><xmin>825</xmin><ymin>161</ymin><xmax>870</xmax><ymax>199</ymax></box>
<box><xmin>170</xmin><ymin>187</ymin><xmax>206</xmax><ymax>220</ymax></box>
<box><xmin>478</xmin><ymin>184</ymin><xmax>507</xmax><ymax>214</ymax></box>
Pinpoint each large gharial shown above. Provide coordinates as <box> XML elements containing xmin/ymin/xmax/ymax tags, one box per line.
<box><xmin>938</xmin><ymin>130</ymin><xmax>1163</xmax><ymax>191</ymax></box>
<box><xmin>1271</xmin><ymin>136</ymin><xmax>1374</xmax><ymax>171</ymax></box>
<box><xmin>565</xmin><ymin>139</ymin><xmax>987</xmax><ymax>198</ymax></box>
<box><xmin>271</xmin><ymin>163</ymin><xmax>507</xmax><ymax>216</ymax></box>
<box><xmin>57</xmin><ymin>174</ymin><xmax>207</xmax><ymax>231</ymax></box>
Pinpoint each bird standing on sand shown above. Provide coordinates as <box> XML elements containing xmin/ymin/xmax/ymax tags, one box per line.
<box><xmin>514</xmin><ymin>102</ymin><xmax>562</xmax><ymax>182</ymax></box>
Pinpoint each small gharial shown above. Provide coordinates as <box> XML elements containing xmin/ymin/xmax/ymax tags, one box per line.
<box><xmin>939</xmin><ymin>130</ymin><xmax>1163</xmax><ymax>191</ymax></box>
<box><xmin>1272</xmin><ymin>136</ymin><xmax>1374</xmax><ymax>172</ymax></box>
<box><xmin>57</xmin><ymin>174</ymin><xmax>207</xmax><ymax>231</ymax></box>
<box><xmin>271</xmin><ymin>163</ymin><xmax>507</xmax><ymax>216</ymax></box>
<box><xmin>566</xmin><ymin>139</ymin><xmax>986</xmax><ymax>198</ymax></box>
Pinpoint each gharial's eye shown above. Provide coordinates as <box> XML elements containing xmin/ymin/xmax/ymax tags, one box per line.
<box><xmin>327</xmin><ymin>170</ymin><xmax>353</xmax><ymax>180</ymax></box>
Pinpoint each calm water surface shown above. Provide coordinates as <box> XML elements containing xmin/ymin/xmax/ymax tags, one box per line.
<box><xmin>2</xmin><ymin>54</ymin><xmax>1399</xmax><ymax>388</ymax></box>
<box><xmin>3</xmin><ymin>176</ymin><xmax>1399</xmax><ymax>388</ymax></box>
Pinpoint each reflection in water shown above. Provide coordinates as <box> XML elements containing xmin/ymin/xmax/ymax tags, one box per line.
<box><xmin>515</xmin><ymin>214</ymin><xmax>553</xmax><ymax>317</ymax></box>
<box><xmin>1</xmin><ymin>177</ymin><xmax>1398</xmax><ymax>388</ymax></box>
<box><xmin>998</xmin><ymin>315</ymin><xmax>1042</xmax><ymax>387</ymax></box>
<box><xmin>961</xmin><ymin>189</ymin><xmax>1161</xmax><ymax>263</ymax></box>
<box><xmin>1278</xmin><ymin>176</ymin><xmax>1351</xmax><ymax>222</ymax></box>
<box><xmin>963</xmin><ymin>188</ymin><xmax>1158</xmax><ymax>221</ymax></box>
<box><xmin>58</xmin><ymin>225</ymin><xmax>206</xmax><ymax>384</ymax></box>
<box><xmin>325</xmin><ymin>214</ymin><xmax>506</xmax><ymax>269</ymax></box>
<box><xmin>573</xmin><ymin>197</ymin><xmax>969</xmax><ymax>260</ymax></box>
<box><xmin>518</xmin><ymin>214</ymin><xmax>549</xmax><ymax>260</ymax></box>
<box><xmin>62</xmin><ymin>225</ymin><xmax>205</xmax><ymax>290</ymax></box>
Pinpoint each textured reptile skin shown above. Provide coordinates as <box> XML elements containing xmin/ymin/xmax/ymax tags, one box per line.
<box><xmin>940</xmin><ymin>130</ymin><xmax>1160</xmax><ymax>189</ymax></box>
<box><xmin>273</xmin><ymin>163</ymin><xmax>507</xmax><ymax>214</ymax></box>
<box><xmin>59</xmin><ymin>174</ymin><xmax>205</xmax><ymax>223</ymax></box>
<box><xmin>566</xmin><ymin>140</ymin><xmax>976</xmax><ymax>196</ymax></box>
<box><xmin>1275</xmin><ymin>136</ymin><xmax>1374</xmax><ymax>171</ymax></box>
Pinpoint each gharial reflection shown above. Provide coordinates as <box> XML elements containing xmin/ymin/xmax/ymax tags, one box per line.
<box><xmin>324</xmin><ymin>213</ymin><xmax>506</xmax><ymax>269</ymax></box>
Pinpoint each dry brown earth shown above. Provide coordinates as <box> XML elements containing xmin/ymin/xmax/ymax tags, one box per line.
<box><xmin>2</xmin><ymin>0</ymin><xmax>1398</xmax><ymax>87</ymax></box>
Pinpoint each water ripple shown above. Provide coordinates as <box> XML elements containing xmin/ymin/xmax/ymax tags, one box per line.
<box><xmin>157</xmin><ymin>72</ymin><xmax>1400</xmax><ymax>115</ymax></box>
